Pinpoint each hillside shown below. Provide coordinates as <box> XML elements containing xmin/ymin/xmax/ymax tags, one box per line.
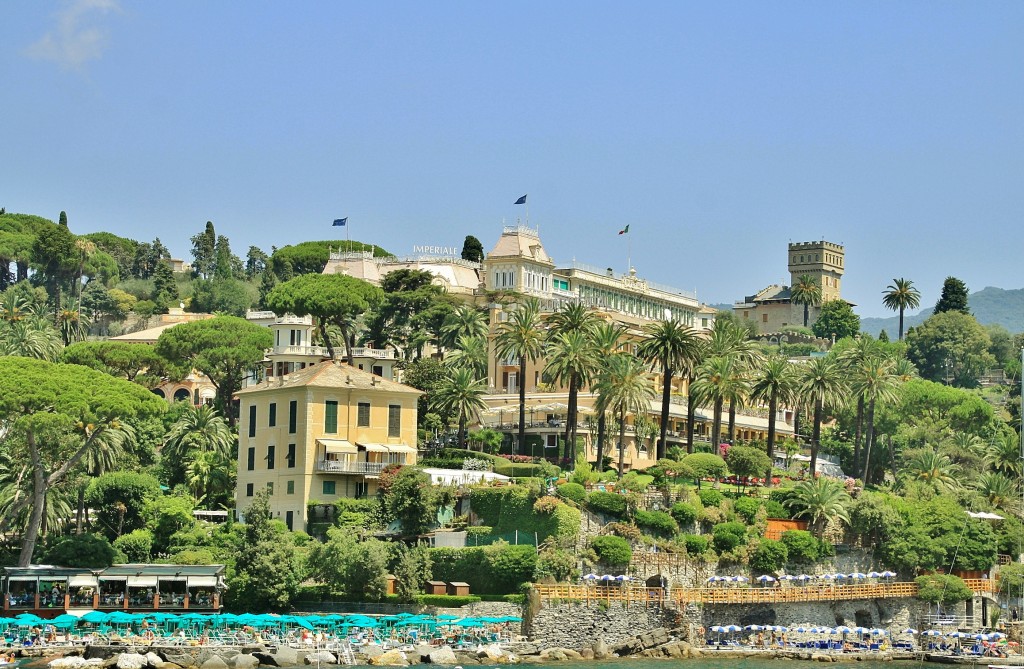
<box><xmin>861</xmin><ymin>286</ymin><xmax>1024</xmax><ymax>337</ymax></box>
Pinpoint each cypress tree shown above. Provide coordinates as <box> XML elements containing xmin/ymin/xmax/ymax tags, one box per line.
<box><xmin>934</xmin><ymin>277</ymin><xmax>970</xmax><ymax>315</ymax></box>
<box><xmin>461</xmin><ymin>235</ymin><xmax>484</xmax><ymax>263</ymax></box>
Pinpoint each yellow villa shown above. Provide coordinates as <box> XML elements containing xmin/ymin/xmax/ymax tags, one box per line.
<box><xmin>234</xmin><ymin>360</ymin><xmax>421</xmax><ymax>531</ymax></box>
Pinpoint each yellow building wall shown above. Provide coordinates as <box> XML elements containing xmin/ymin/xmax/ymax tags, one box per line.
<box><xmin>235</xmin><ymin>385</ymin><xmax>418</xmax><ymax>530</ymax></box>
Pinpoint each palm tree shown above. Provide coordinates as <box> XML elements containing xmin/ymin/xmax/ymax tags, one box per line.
<box><xmin>76</xmin><ymin>424</ymin><xmax>133</xmax><ymax>534</ymax></box>
<box><xmin>839</xmin><ymin>336</ymin><xmax>881</xmax><ymax>470</ymax></box>
<box><xmin>790</xmin><ymin>274</ymin><xmax>822</xmax><ymax>328</ymax></box>
<box><xmin>0</xmin><ymin>318</ymin><xmax>63</xmax><ymax>360</ymax></box>
<box><xmin>882</xmin><ymin>278</ymin><xmax>921</xmax><ymax>341</ymax></box>
<box><xmin>544</xmin><ymin>330</ymin><xmax>600</xmax><ymax>468</ymax></box>
<box><xmin>544</xmin><ymin>302</ymin><xmax>600</xmax><ymax>336</ymax></box>
<box><xmin>186</xmin><ymin>450</ymin><xmax>234</xmax><ymax>505</ymax></box>
<box><xmin>445</xmin><ymin>334</ymin><xmax>488</xmax><ymax>379</ymax></box>
<box><xmin>163</xmin><ymin>405</ymin><xmax>234</xmax><ymax>464</ymax></box>
<box><xmin>432</xmin><ymin>367</ymin><xmax>488</xmax><ymax>449</ymax></box>
<box><xmin>544</xmin><ymin>303</ymin><xmax>601</xmax><ymax>467</ymax></box>
<box><xmin>850</xmin><ymin>356</ymin><xmax>899</xmax><ymax>484</ymax></box>
<box><xmin>441</xmin><ymin>304</ymin><xmax>488</xmax><ymax>349</ymax></box>
<box><xmin>691</xmin><ymin>356</ymin><xmax>746</xmax><ymax>453</ymax></box>
<box><xmin>784</xmin><ymin>477</ymin><xmax>851</xmax><ymax>537</ymax></box>
<box><xmin>704</xmin><ymin>319</ymin><xmax>762</xmax><ymax>442</ymax></box>
<box><xmin>594</xmin><ymin>354</ymin><xmax>655</xmax><ymax>478</ymax></box>
<box><xmin>798</xmin><ymin>355</ymin><xmax>848</xmax><ymax>477</ymax></box>
<box><xmin>637</xmin><ymin>320</ymin><xmax>703</xmax><ymax>461</ymax></box>
<box><xmin>906</xmin><ymin>449</ymin><xmax>961</xmax><ymax>493</ymax></box>
<box><xmin>588</xmin><ymin>322</ymin><xmax>627</xmax><ymax>468</ymax></box>
<box><xmin>974</xmin><ymin>472</ymin><xmax>1018</xmax><ymax>513</ymax></box>
<box><xmin>748</xmin><ymin>354</ymin><xmax>798</xmax><ymax>483</ymax></box>
<box><xmin>986</xmin><ymin>430</ymin><xmax>1023</xmax><ymax>478</ymax></box>
<box><xmin>494</xmin><ymin>298</ymin><xmax>544</xmax><ymax>455</ymax></box>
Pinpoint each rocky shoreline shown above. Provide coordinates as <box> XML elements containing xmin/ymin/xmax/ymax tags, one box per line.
<box><xmin>10</xmin><ymin>628</ymin><xmax>1017</xmax><ymax>667</ymax></box>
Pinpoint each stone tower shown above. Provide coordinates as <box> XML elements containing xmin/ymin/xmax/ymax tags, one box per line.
<box><xmin>788</xmin><ymin>241</ymin><xmax>844</xmax><ymax>302</ymax></box>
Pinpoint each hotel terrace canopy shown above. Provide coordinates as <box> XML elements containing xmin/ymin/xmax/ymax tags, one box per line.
<box><xmin>2</xmin><ymin>564</ymin><xmax>225</xmax><ymax>616</ymax></box>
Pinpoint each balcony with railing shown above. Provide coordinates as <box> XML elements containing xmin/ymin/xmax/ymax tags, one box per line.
<box><xmin>315</xmin><ymin>460</ymin><xmax>387</xmax><ymax>475</ymax></box>
<box><xmin>350</xmin><ymin>347</ymin><xmax>396</xmax><ymax>360</ymax></box>
<box><xmin>270</xmin><ymin>344</ymin><xmax>330</xmax><ymax>357</ymax></box>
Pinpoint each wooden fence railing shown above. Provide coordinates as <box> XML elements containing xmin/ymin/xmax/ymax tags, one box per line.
<box><xmin>532</xmin><ymin>580</ymin><xmax>998</xmax><ymax>606</ymax></box>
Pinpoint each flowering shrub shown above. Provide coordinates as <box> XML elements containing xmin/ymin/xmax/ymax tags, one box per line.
<box><xmin>462</xmin><ymin>458</ymin><xmax>492</xmax><ymax>471</ymax></box>
<box><xmin>533</xmin><ymin>495</ymin><xmax>561</xmax><ymax>514</ymax></box>
<box><xmin>498</xmin><ymin>454</ymin><xmax>538</xmax><ymax>463</ymax></box>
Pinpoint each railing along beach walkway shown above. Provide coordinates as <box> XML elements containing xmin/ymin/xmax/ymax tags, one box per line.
<box><xmin>533</xmin><ymin>579</ymin><xmax>998</xmax><ymax>606</ymax></box>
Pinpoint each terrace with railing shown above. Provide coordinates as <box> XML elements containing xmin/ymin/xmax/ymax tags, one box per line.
<box><xmin>315</xmin><ymin>460</ymin><xmax>387</xmax><ymax>475</ymax></box>
<box><xmin>532</xmin><ymin>579</ymin><xmax>998</xmax><ymax>607</ymax></box>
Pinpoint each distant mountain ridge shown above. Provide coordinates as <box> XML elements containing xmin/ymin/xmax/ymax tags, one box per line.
<box><xmin>861</xmin><ymin>286</ymin><xmax>1024</xmax><ymax>337</ymax></box>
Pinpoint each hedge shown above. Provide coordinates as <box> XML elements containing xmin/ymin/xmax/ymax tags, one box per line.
<box><xmin>711</xmin><ymin>522</ymin><xmax>748</xmax><ymax>552</ymax></box>
<box><xmin>670</xmin><ymin>502</ymin><xmax>698</xmax><ymax>528</ymax></box>
<box><xmin>417</xmin><ymin>594</ymin><xmax>481</xmax><ymax>607</ymax></box>
<box><xmin>430</xmin><ymin>545</ymin><xmax>537</xmax><ymax>594</ymax></box>
<box><xmin>698</xmin><ymin>489</ymin><xmax>723</xmax><ymax>508</ymax></box>
<box><xmin>682</xmin><ymin>534</ymin><xmax>710</xmax><ymax>555</ymax></box>
<box><xmin>591</xmin><ymin>535</ymin><xmax>632</xmax><ymax>567</ymax></box>
<box><xmin>634</xmin><ymin>510</ymin><xmax>679</xmax><ymax>538</ymax></box>
<box><xmin>469</xmin><ymin>486</ymin><xmax>580</xmax><ymax>545</ymax></box>
<box><xmin>556</xmin><ymin>483</ymin><xmax>587</xmax><ymax>505</ymax></box>
<box><xmin>586</xmin><ymin>491</ymin><xmax>627</xmax><ymax>517</ymax></box>
<box><xmin>495</xmin><ymin>462</ymin><xmax>548</xmax><ymax>478</ymax></box>
<box><xmin>733</xmin><ymin>496</ymin><xmax>762</xmax><ymax>523</ymax></box>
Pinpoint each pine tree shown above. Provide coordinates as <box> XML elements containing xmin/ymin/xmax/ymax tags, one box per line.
<box><xmin>461</xmin><ymin>235</ymin><xmax>484</xmax><ymax>263</ymax></box>
<box><xmin>214</xmin><ymin>235</ymin><xmax>234</xmax><ymax>279</ymax></box>
<box><xmin>934</xmin><ymin>277</ymin><xmax>970</xmax><ymax>315</ymax></box>
<box><xmin>58</xmin><ymin>211</ymin><xmax>68</xmax><ymax>228</ymax></box>
<box><xmin>152</xmin><ymin>259</ymin><xmax>178</xmax><ymax>310</ymax></box>
<box><xmin>190</xmin><ymin>222</ymin><xmax>217</xmax><ymax>279</ymax></box>
<box><xmin>231</xmin><ymin>491</ymin><xmax>301</xmax><ymax>612</ymax></box>
<box><xmin>258</xmin><ymin>269</ymin><xmax>277</xmax><ymax>309</ymax></box>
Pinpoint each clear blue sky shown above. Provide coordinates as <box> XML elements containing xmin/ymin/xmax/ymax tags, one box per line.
<box><xmin>3</xmin><ymin>1</ymin><xmax>1022</xmax><ymax>317</ymax></box>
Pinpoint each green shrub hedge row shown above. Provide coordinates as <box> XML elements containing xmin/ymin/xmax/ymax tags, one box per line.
<box><xmin>430</xmin><ymin>545</ymin><xmax>537</xmax><ymax>594</ymax></box>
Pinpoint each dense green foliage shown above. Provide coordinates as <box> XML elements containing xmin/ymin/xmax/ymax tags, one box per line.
<box><xmin>469</xmin><ymin>485</ymin><xmax>580</xmax><ymax>544</ymax></box>
<box><xmin>430</xmin><ymin>544</ymin><xmax>537</xmax><ymax>594</ymax></box>
<box><xmin>712</xmin><ymin>522</ymin><xmax>749</xmax><ymax>552</ymax></box>
<box><xmin>749</xmin><ymin>538</ymin><xmax>789</xmax><ymax>573</ymax></box>
<box><xmin>634</xmin><ymin>510</ymin><xmax>679</xmax><ymax>537</ymax></box>
<box><xmin>555</xmin><ymin>482</ymin><xmax>587</xmax><ymax>505</ymax></box>
<box><xmin>670</xmin><ymin>502</ymin><xmax>699</xmax><ymax>528</ymax></box>
<box><xmin>915</xmin><ymin>574</ymin><xmax>973</xmax><ymax>604</ymax></box>
<box><xmin>586</xmin><ymin>491</ymin><xmax>628</xmax><ymax>517</ymax></box>
<box><xmin>590</xmin><ymin>535</ymin><xmax>632</xmax><ymax>567</ymax></box>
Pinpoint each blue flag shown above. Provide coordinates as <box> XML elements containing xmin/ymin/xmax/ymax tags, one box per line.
<box><xmin>333</xmin><ymin>218</ymin><xmax>347</xmax><ymax>227</ymax></box>
<box><xmin>514</xmin><ymin>195</ymin><xmax>527</xmax><ymax>205</ymax></box>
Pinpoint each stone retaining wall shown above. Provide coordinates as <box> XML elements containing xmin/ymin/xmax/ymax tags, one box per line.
<box><xmin>528</xmin><ymin>602</ymin><xmax>679</xmax><ymax>648</ymax></box>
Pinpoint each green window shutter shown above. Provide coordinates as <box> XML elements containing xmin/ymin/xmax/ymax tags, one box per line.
<box><xmin>325</xmin><ymin>401</ymin><xmax>338</xmax><ymax>433</ymax></box>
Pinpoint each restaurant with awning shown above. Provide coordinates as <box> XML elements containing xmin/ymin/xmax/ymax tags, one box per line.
<box><xmin>2</xmin><ymin>564</ymin><xmax>225</xmax><ymax>616</ymax></box>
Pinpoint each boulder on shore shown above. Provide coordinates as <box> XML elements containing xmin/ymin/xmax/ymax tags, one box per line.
<box><xmin>200</xmin><ymin>656</ymin><xmax>230</xmax><ymax>669</ymax></box>
<box><xmin>117</xmin><ymin>654</ymin><xmax>148</xmax><ymax>669</ymax></box>
<box><xmin>368</xmin><ymin>650</ymin><xmax>408</xmax><ymax>667</ymax></box>
<box><xmin>303</xmin><ymin>652</ymin><xmax>336</xmax><ymax>665</ymax></box>
<box><xmin>427</xmin><ymin>647</ymin><xmax>458</xmax><ymax>665</ymax></box>
<box><xmin>49</xmin><ymin>658</ymin><xmax>90</xmax><ymax>669</ymax></box>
